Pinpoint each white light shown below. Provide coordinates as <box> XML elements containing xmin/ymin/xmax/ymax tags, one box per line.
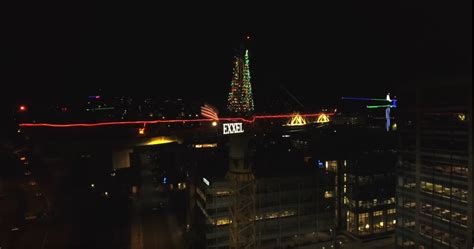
<box><xmin>91</xmin><ymin>184</ymin><xmax>95</xmax><ymax>188</ymax></box>
<box><xmin>203</xmin><ymin>177</ymin><xmax>210</xmax><ymax>186</ymax></box>
<box><xmin>212</xmin><ymin>121</ymin><xmax>218</xmax><ymax>127</ymax></box>
<box><xmin>223</xmin><ymin>123</ymin><xmax>244</xmax><ymax>135</ymax></box>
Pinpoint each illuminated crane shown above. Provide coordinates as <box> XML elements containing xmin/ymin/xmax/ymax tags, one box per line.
<box><xmin>226</xmin><ymin>135</ymin><xmax>257</xmax><ymax>249</ymax></box>
<box><xmin>342</xmin><ymin>93</ymin><xmax>397</xmax><ymax>131</ymax></box>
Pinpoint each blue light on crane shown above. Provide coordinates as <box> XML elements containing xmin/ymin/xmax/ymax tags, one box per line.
<box><xmin>342</xmin><ymin>93</ymin><xmax>397</xmax><ymax>132</ymax></box>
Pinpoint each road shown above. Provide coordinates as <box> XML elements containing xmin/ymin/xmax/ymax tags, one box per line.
<box><xmin>131</xmin><ymin>152</ymin><xmax>185</xmax><ymax>249</ymax></box>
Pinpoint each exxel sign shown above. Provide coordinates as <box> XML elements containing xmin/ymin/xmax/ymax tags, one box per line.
<box><xmin>223</xmin><ymin>123</ymin><xmax>244</xmax><ymax>135</ymax></box>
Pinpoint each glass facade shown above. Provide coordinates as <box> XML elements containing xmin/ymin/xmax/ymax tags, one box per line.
<box><xmin>396</xmin><ymin>84</ymin><xmax>472</xmax><ymax>249</ymax></box>
<box><xmin>199</xmin><ymin>176</ymin><xmax>335</xmax><ymax>248</ymax></box>
<box><xmin>344</xmin><ymin>146</ymin><xmax>397</xmax><ymax>238</ymax></box>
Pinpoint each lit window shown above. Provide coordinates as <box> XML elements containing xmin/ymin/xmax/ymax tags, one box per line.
<box><xmin>215</xmin><ymin>217</ymin><xmax>231</xmax><ymax>226</ymax></box>
<box><xmin>374</xmin><ymin>211</ymin><xmax>383</xmax><ymax>216</ymax></box>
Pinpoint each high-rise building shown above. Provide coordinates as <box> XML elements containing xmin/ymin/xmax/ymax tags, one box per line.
<box><xmin>396</xmin><ymin>82</ymin><xmax>473</xmax><ymax>248</ymax></box>
<box><xmin>344</xmin><ymin>152</ymin><xmax>397</xmax><ymax>238</ymax></box>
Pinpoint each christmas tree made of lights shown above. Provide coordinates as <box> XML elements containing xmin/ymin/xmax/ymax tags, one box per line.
<box><xmin>227</xmin><ymin>49</ymin><xmax>255</xmax><ymax>117</ymax></box>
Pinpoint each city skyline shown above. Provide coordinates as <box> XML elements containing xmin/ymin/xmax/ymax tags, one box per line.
<box><xmin>1</xmin><ymin>3</ymin><xmax>472</xmax><ymax>249</ymax></box>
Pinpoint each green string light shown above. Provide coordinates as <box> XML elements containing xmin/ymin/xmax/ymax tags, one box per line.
<box><xmin>227</xmin><ymin>49</ymin><xmax>255</xmax><ymax>115</ymax></box>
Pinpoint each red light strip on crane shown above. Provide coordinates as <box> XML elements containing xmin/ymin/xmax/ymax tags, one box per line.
<box><xmin>19</xmin><ymin>113</ymin><xmax>334</xmax><ymax>128</ymax></box>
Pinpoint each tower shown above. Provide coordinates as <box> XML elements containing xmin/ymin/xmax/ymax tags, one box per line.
<box><xmin>227</xmin><ymin>49</ymin><xmax>255</xmax><ymax>117</ymax></box>
<box><xmin>226</xmin><ymin>135</ymin><xmax>257</xmax><ymax>249</ymax></box>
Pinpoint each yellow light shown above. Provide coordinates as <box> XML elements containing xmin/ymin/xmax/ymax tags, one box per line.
<box><xmin>177</xmin><ymin>182</ymin><xmax>187</xmax><ymax>190</ymax></box>
<box><xmin>138</xmin><ymin>128</ymin><xmax>145</xmax><ymax>135</ymax></box>
<box><xmin>379</xmin><ymin>221</ymin><xmax>384</xmax><ymax>227</ymax></box>
<box><xmin>212</xmin><ymin>121</ymin><xmax>218</xmax><ymax>127</ymax></box>
<box><xmin>287</xmin><ymin>114</ymin><xmax>307</xmax><ymax>126</ymax></box>
<box><xmin>215</xmin><ymin>217</ymin><xmax>232</xmax><ymax>226</ymax></box>
<box><xmin>457</xmin><ymin>113</ymin><xmax>466</xmax><ymax>121</ymax></box>
<box><xmin>216</xmin><ymin>191</ymin><xmax>230</xmax><ymax>196</ymax></box>
<box><xmin>393</xmin><ymin>219</ymin><xmax>396</xmax><ymax>224</ymax></box>
<box><xmin>142</xmin><ymin>136</ymin><xmax>178</xmax><ymax>146</ymax></box>
<box><xmin>324</xmin><ymin>191</ymin><xmax>333</xmax><ymax>198</ymax></box>
<box><xmin>193</xmin><ymin>143</ymin><xmax>217</xmax><ymax>149</ymax></box>
<box><xmin>317</xmin><ymin>114</ymin><xmax>330</xmax><ymax>123</ymax></box>
<box><xmin>365</xmin><ymin>224</ymin><xmax>370</xmax><ymax>229</ymax></box>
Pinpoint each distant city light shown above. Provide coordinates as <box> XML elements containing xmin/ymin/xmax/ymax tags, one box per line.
<box><xmin>142</xmin><ymin>137</ymin><xmax>177</xmax><ymax>146</ymax></box>
<box><xmin>193</xmin><ymin>143</ymin><xmax>218</xmax><ymax>149</ymax></box>
<box><xmin>317</xmin><ymin>160</ymin><xmax>324</xmax><ymax>168</ymax></box>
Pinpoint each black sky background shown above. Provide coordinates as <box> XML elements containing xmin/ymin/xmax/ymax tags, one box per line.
<box><xmin>2</xmin><ymin>2</ymin><xmax>472</xmax><ymax>110</ymax></box>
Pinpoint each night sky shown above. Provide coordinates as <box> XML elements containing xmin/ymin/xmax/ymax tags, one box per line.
<box><xmin>3</xmin><ymin>2</ymin><xmax>472</xmax><ymax>108</ymax></box>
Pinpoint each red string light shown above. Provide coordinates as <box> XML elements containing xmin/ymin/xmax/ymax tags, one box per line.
<box><xmin>19</xmin><ymin>113</ymin><xmax>335</xmax><ymax>128</ymax></box>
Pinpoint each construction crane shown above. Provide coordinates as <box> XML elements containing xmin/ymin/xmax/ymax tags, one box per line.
<box><xmin>342</xmin><ymin>93</ymin><xmax>397</xmax><ymax>131</ymax></box>
<box><xmin>280</xmin><ymin>84</ymin><xmax>305</xmax><ymax>108</ymax></box>
<box><xmin>226</xmin><ymin>135</ymin><xmax>257</xmax><ymax>249</ymax></box>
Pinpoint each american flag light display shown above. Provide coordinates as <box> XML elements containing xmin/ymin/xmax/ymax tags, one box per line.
<box><xmin>201</xmin><ymin>103</ymin><xmax>219</xmax><ymax>120</ymax></box>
